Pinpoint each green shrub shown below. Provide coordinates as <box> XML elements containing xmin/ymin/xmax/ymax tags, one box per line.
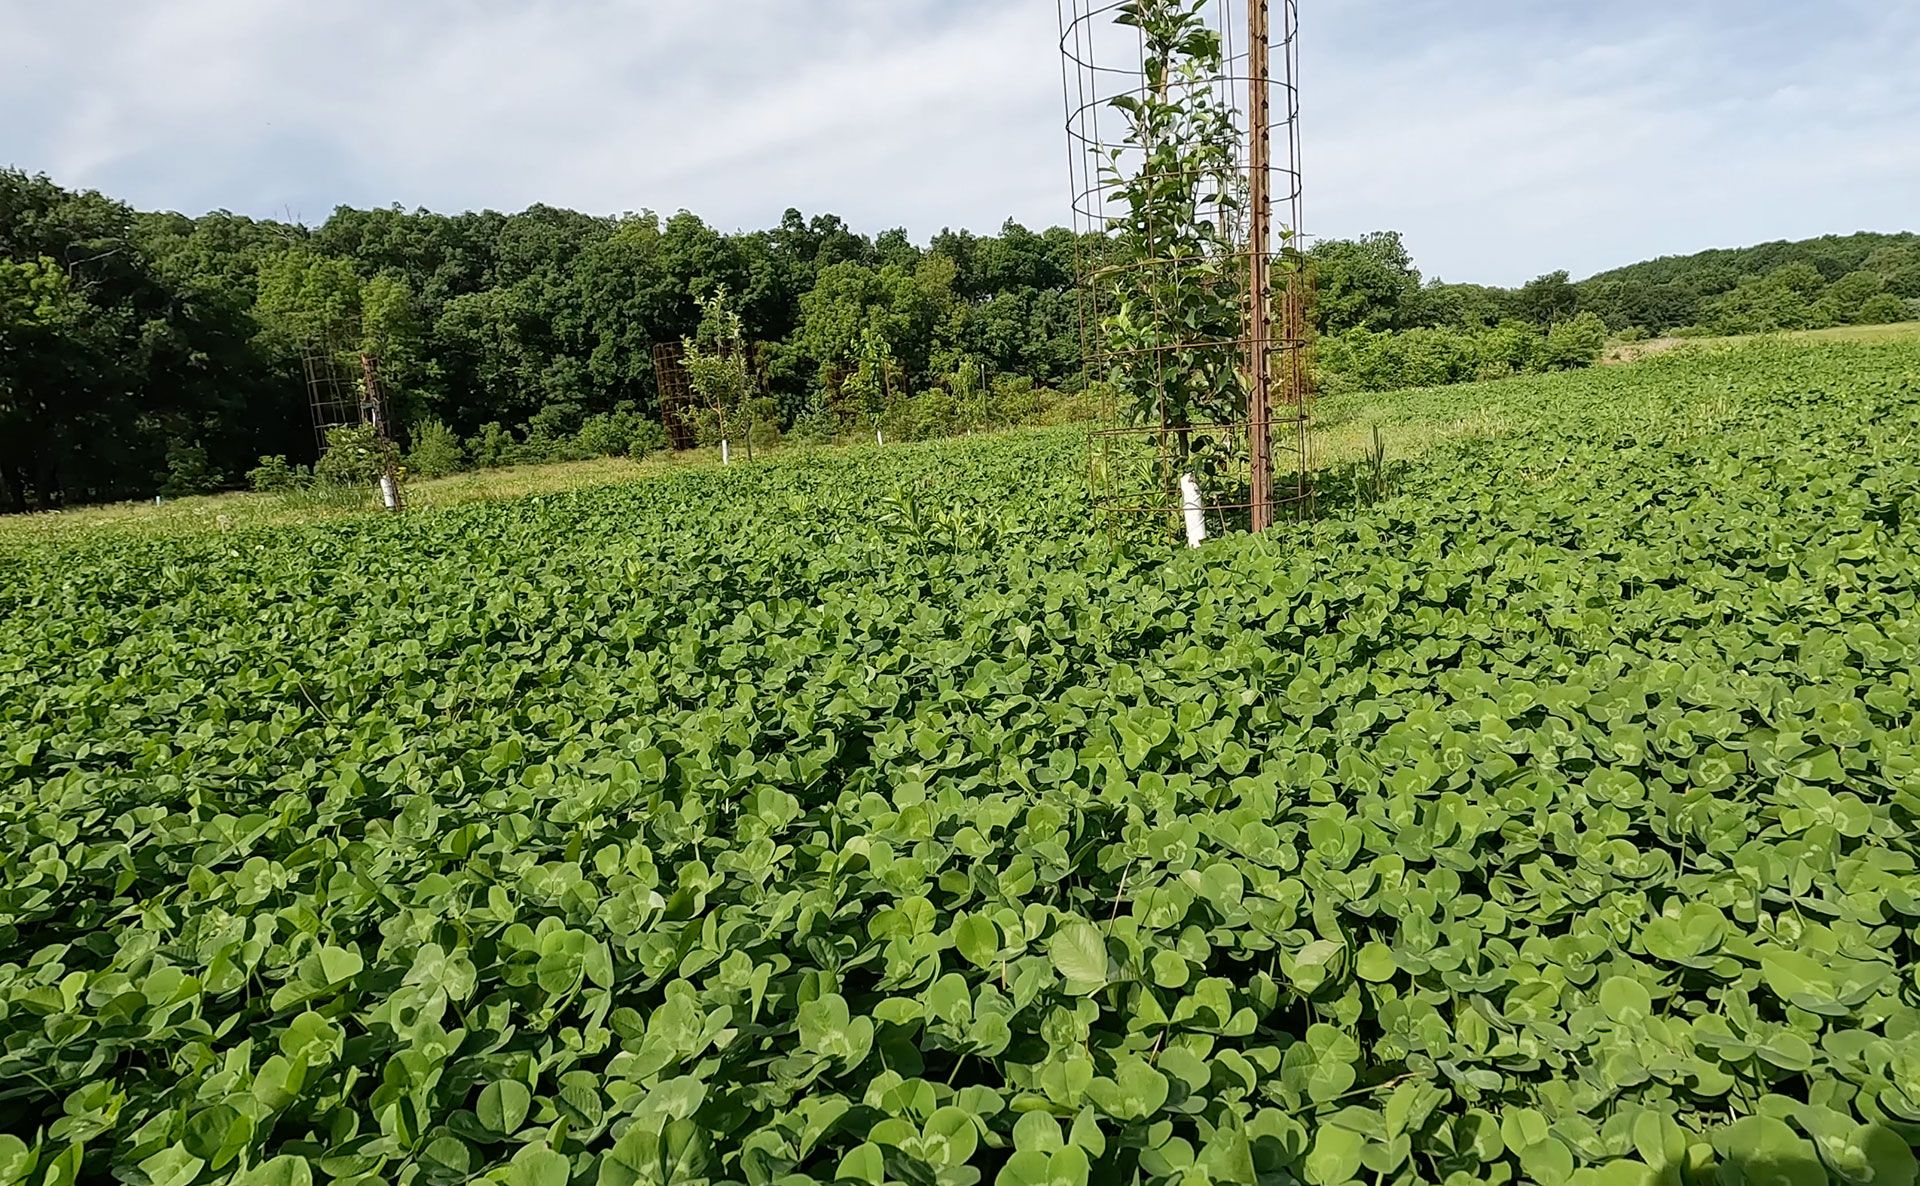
<box><xmin>1477</xmin><ymin>321</ymin><xmax>1545</xmax><ymax>377</ymax></box>
<box><xmin>688</xmin><ymin>408</ymin><xmax>723</xmax><ymax>448</ymax></box>
<box><xmin>160</xmin><ymin>440</ymin><xmax>223</xmax><ymax>497</ymax></box>
<box><xmin>744</xmin><ymin>398</ymin><xmax>782</xmax><ymax>450</ymax></box>
<box><xmin>1035</xmin><ymin>387</ymin><xmax>1106</xmax><ymax>426</ymax></box>
<box><xmin>1542</xmin><ymin>311</ymin><xmax>1609</xmax><ymax>370</ymax></box>
<box><xmin>1312</xmin><ymin>363</ymin><xmax>1363</xmax><ymax>397</ymax></box>
<box><xmin>314</xmin><ymin>424</ymin><xmax>391</xmax><ymax>488</ymax></box>
<box><xmin>572</xmin><ymin>412</ymin><xmax>625</xmax><ymax>454</ymax></box>
<box><xmin>627</xmin><ymin>419</ymin><xmax>668</xmax><ymax>458</ymax></box>
<box><xmin>1704</xmin><ymin>263</ymin><xmax>1827</xmax><ymax>334</ymax></box>
<box><xmin>246</xmin><ymin>454</ymin><xmax>307</xmax><ymax>493</ymax></box>
<box><xmin>877</xmin><ymin>394</ymin><xmax>931</xmax><ymax>443</ymax></box>
<box><xmin>467</xmin><ymin>422</ymin><xmax>518</xmax><ymax>469</ymax></box>
<box><xmin>275</xmin><ymin>481</ymin><xmax>372</xmax><ymax>512</ymax></box>
<box><xmin>1396</xmin><ymin>327</ymin><xmax>1481</xmax><ymax>387</ymax></box>
<box><xmin>786</xmin><ymin>405</ymin><xmax>839</xmax><ymax>446</ymax></box>
<box><xmin>1857</xmin><ymin>293</ymin><xmax>1912</xmax><ymax>325</ymax></box>
<box><xmin>406</xmin><ymin>418</ymin><xmax>465</xmax><ymax>479</ymax></box>
<box><xmin>527</xmin><ymin>435</ymin><xmax>590</xmax><ymax>465</ymax></box>
<box><xmin>990</xmin><ymin>375</ymin><xmax>1045</xmax><ymax>425</ymax></box>
<box><xmin>1319</xmin><ymin>328</ymin><xmax>1478</xmax><ymax>392</ymax></box>
<box><xmin>914</xmin><ymin>389</ymin><xmax>963</xmax><ymax>439</ymax></box>
<box><xmin>680</xmin><ymin>398</ymin><xmax>782</xmax><ymax>453</ymax></box>
<box><xmin>1806</xmin><ymin>299</ymin><xmax>1843</xmax><ymax>330</ymax></box>
<box><xmin>577</xmin><ymin>406</ymin><xmax>641</xmax><ymax>458</ymax></box>
<box><xmin>524</xmin><ymin>402</ymin><xmax>585</xmax><ymax>446</ymax></box>
<box><xmin>1824</xmin><ymin>269</ymin><xmax>1887</xmax><ymax>323</ymax></box>
<box><xmin>1315</xmin><ymin>315</ymin><xmax>1617</xmax><ymax>392</ymax></box>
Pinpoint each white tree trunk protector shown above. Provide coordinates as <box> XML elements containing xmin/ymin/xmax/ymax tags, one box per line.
<box><xmin>721</xmin><ymin>440</ymin><xmax>730</xmax><ymax>466</ymax></box>
<box><xmin>379</xmin><ymin>475</ymin><xmax>399</xmax><ymax>510</ymax></box>
<box><xmin>1180</xmin><ymin>472</ymin><xmax>1207</xmax><ymax>548</ymax></box>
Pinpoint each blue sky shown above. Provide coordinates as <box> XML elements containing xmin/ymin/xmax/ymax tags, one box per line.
<box><xmin>3</xmin><ymin>0</ymin><xmax>1915</xmax><ymax>285</ymax></box>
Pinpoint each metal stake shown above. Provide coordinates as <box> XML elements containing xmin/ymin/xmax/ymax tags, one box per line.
<box><xmin>1247</xmin><ymin>0</ymin><xmax>1274</xmax><ymax>532</ymax></box>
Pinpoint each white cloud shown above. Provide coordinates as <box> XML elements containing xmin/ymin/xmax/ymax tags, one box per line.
<box><xmin>2</xmin><ymin>0</ymin><xmax>1916</xmax><ymax>283</ymax></box>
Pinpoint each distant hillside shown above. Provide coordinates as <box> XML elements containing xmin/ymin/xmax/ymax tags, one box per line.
<box><xmin>1574</xmin><ymin>231</ymin><xmax>1920</xmax><ymax>336</ymax></box>
<box><xmin>1583</xmin><ymin>231</ymin><xmax>1919</xmax><ymax>288</ymax></box>
<box><xmin>1302</xmin><ymin>227</ymin><xmax>1920</xmax><ymax>394</ymax></box>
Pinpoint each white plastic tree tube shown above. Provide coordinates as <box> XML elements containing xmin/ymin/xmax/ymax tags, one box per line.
<box><xmin>379</xmin><ymin>474</ymin><xmax>400</xmax><ymax>511</ymax></box>
<box><xmin>1180</xmin><ymin>472</ymin><xmax>1207</xmax><ymax>548</ymax></box>
<box><xmin>876</xmin><ymin>429</ymin><xmax>885</xmax><ymax>446</ymax></box>
<box><xmin>721</xmin><ymin>439</ymin><xmax>730</xmax><ymax>466</ymax></box>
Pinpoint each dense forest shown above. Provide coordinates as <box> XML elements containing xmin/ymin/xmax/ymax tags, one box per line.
<box><xmin>3</xmin><ymin>167</ymin><xmax>1916</xmax><ymax>509</ymax></box>
<box><xmin>0</xmin><ymin>169</ymin><xmax>1086</xmax><ymax>510</ymax></box>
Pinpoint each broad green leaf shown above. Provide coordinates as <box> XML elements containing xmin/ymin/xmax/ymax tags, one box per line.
<box><xmin>1087</xmin><ymin>1056</ymin><xmax>1167</xmax><ymax>1121</ymax></box>
<box><xmin>1716</xmin><ymin>1115</ymin><xmax>1827</xmax><ymax>1186</ymax></box>
<box><xmin>508</xmin><ymin>1145</ymin><xmax>570</xmax><ymax>1186</ymax></box>
<box><xmin>234</xmin><ymin>1157</ymin><xmax>310</xmax><ymax>1186</ymax></box>
<box><xmin>138</xmin><ymin>1149</ymin><xmax>204</xmax><ymax>1186</ymax></box>
<box><xmin>0</xmin><ymin>1138</ymin><xmax>31</xmax><ymax>1186</ymax></box>
<box><xmin>1048</xmin><ymin>922</ymin><xmax>1109</xmax><ymax>991</ymax></box>
<box><xmin>1304</xmin><ymin>1126</ymin><xmax>1366</xmax><ymax>1186</ymax></box>
<box><xmin>480</xmin><ymin>1081</ymin><xmax>534</xmax><ymax>1135</ymax></box>
<box><xmin>1518</xmin><ymin>1137</ymin><xmax>1574</xmax><ymax>1183</ymax></box>
<box><xmin>1013</xmin><ymin>1112</ymin><xmax>1063</xmax><ymax>1154</ymax></box>
<box><xmin>1354</xmin><ymin>942</ymin><xmax>1396</xmax><ymax>982</ymax></box>
<box><xmin>278</xmin><ymin>1012</ymin><xmax>342</xmax><ymax>1065</ymax></box>
<box><xmin>1599</xmin><ymin>976</ymin><xmax>1653</xmax><ymax>1025</ymax></box>
<box><xmin>836</xmin><ymin>1143</ymin><xmax>886</xmax><ymax>1185</ymax></box>
<box><xmin>314</xmin><ymin>945</ymin><xmax>363</xmax><ymax>986</ymax></box>
<box><xmin>954</xmin><ymin>914</ymin><xmax>999</xmax><ymax>969</ymax></box>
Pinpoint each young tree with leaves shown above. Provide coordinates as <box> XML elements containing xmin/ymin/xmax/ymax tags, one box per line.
<box><xmin>1100</xmin><ymin>0</ymin><xmax>1246</xmax><ymax>436</ymax></box>
<box><xmin>847</xmin><ymin>323</ymin><xmax>899</xmax><ymax>434</ymax></box>
<box><xmin>682</xmin><ymin>287</ymin><xmax>752</xmax><ymax>458</ymax></box>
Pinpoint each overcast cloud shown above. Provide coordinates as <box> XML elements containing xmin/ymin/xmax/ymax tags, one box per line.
<box><xmin>4</xmin><ymin>0</ymin><xmax>1916</xmax><ymax>285</ymax></box>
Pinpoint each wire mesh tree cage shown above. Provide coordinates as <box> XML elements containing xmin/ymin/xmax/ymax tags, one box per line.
<box><xmin>1061</xmin><ymin>0</ymin><xmax>1312</xmax><ymax>541</ymax></box>
<box><xmin>303</xmin><ymin>328</ymin><xmax>404</xmax><ymax>511</ymax></box>
<box><xmin>655</xmin><ymin>330</ymin><xmax>764</xmax><ymax>454</ymax></box>
<box><xmin>652</xmin><ymin>341</ymin><xmax>699</xmax><ymax>451</ymax></box>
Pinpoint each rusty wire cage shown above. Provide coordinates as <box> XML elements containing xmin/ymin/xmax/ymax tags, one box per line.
<box><xmin>303</xmin><ymin>328</ymin><xmax>404</xmax><ymax>510</ymax></box>
<box><xmin>652</xmin><ymin>341</ymin><xmax>699</xmax><ymax>451</ymax></box>
<box><xmin>303</xmin><ymin>333</ymin><xmax>384</xmax><ymax>455</ymax></box>
<box><xmin>1061</xmin><ymin>0</ymin><xmax>1312</xmax><ymax>540</ymax></box>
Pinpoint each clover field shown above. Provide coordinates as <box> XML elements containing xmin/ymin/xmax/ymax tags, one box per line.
<box><xmin>2</xmin><ymin>339</ymin><xmax>1919</xmax><ymax>1186</ymax></box>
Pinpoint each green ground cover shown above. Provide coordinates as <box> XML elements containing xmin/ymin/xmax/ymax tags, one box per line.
<box><xmin>2</xmin><ymin>339</ymin><xmax>1918</xmax><ymax>1186</ymax></box>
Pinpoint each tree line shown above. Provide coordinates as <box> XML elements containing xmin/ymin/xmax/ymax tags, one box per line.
<box><xmin>1303</xmin><ymin>229</ymin><xmax>1920</xmax><ymax>392</ymax></box>
<box><xmin>1</xmin><ymin>169</ymin><xmax>1088</xmax><ymax>509</ymax></box>
<box><xmin>4</xmin><ymin>167</ymin><xmax>1915</xmax><ymax>509</ymax></box>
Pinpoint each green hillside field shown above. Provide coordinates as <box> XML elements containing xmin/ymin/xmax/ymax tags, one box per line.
<box><xmin>2</xmin><ymin>335</ymin><xmax>1918</xmax><ymax>1186</ymax></box>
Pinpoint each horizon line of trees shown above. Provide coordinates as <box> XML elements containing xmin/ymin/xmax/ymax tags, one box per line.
<box><xmin>5</xmin><ymin>167</ymin><xmax>1916</xmax><ymax>510</ymax></box>
<box><xmin>1303</xmin><ymin>229</ymin><xmax>1920</xmax><ymax>392</ymax></box>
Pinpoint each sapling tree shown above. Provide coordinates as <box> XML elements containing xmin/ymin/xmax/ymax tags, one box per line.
<box><xmin>947</xmin><ymin>355</ymin><xmax>987</xmax><ymax>429</ymax></box>
<box><xmin>1100</xmin><ymin>0</ymin><xmax>1247</xmax><ymax>443</ymax></box>
<box><xmin>847</xmin><ymin>323</ymin><xmax>898</xmax><ymax>439</ymax></box>
<box><xmin>682</xmin><ymin>287</ymin><xmax>753</xmax><ymax>458</ymax></box>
